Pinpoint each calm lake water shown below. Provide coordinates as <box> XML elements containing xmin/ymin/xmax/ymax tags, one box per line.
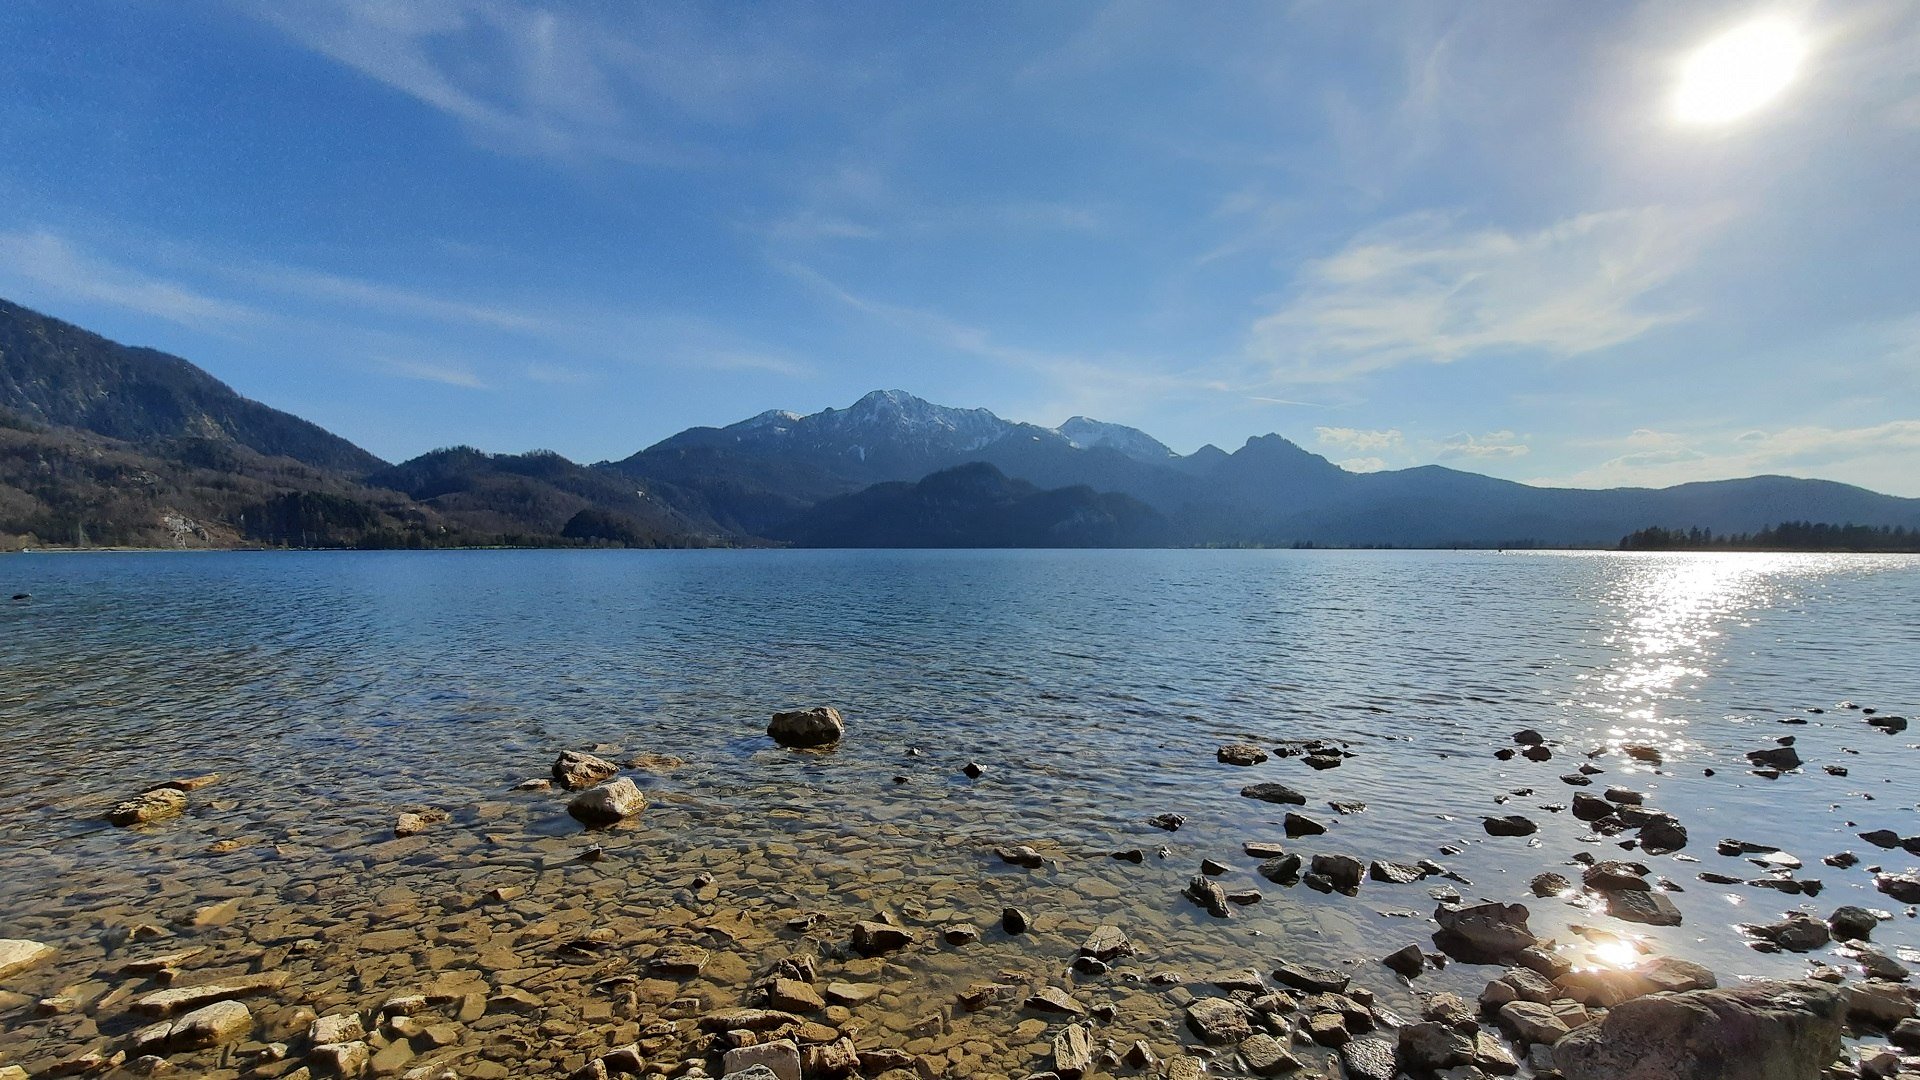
<box><xmin>1</xmin><ymin>548</ymin><xmax>1917</xmax><ymax>1075</ymax></box>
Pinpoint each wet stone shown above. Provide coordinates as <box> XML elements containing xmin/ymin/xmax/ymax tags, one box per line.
<box><xmin>107</xmin><ymin>787</ymin><xmax>189</xmax><ymax>827</ymax></box>
<box><xmin>723</xmin><ymin>1038</ymin><xmax>801</xmax><ymax>1080</ymax></box>
<box><xmin>850</xmin><ymin>921</ymin><xmax>914</xmax><ymax>955</ymax></box>
<box><xmin>1218</xmin><ymin>743</ymin><xmax>1269</xmax><ymax>766</ymax></box>
<box><xmin>1183</xmin><ymin>876</ymin><xmax>1231</xmax><ymax>918</ymax></box>
<box><xmin>1274</xmin><ymin>961</ymin><xmax>1348</xmax><ymax>994</ymax></box>
<box><xmin>1185</xmin><ymin>997</ymin><xmax>1253</xmax><ymax>1044</ymax></box>
<box><xmin>1079</xmin><ymin>925</ymin><xmax>1131</xmax><ymax>961</ymax></box>
<box><xmin>1240</xmin><ymin>783</ymin><xmax>1306</xmax><ymax>805</ymax></box>
<box><xmin>1483</xmin><ymin>815</ymin><xmax>1537</xmax><ymax>837</ymax></box>
<box><xmin>1026</xmin><ymin>986</ymin><xmax>1086</xmax><ymax>1016</ymax></box>
<box><xmin>1606</xmin><ymin>890</ymin><xmax>1682</xmax><ymax>927</ymax></box>
<box><xmin>650</xmin><ymin>945</ymin><xmax>710</xmax><ymax>976</ymax></box>
<box><xmin>1283</xmin><ymin>813</ymin><xmax>1325</xmax><ymax>837</ymax></box>
<box><xmin>998</xmin><ymin>845</ymin><xmax>1045</xmax><ymax>869</ymax></box>
<box><xmin>1238</xmin><ymin>1032</ymin><xmax>1299</xmax><ymax>1075</ymax></box>
<box><xmin>552</xmin><ymin>750</ymin><xmax>620</xmax><ymax>791</ymax></box>
<box><xmin>567</xmin><ymin>778</ymin><xmax>646</xmax><ymax>825</ymax></box>
<box><xmin>767</xmin><ymin>706</ymin><xmax>845</xmax><ymax>749</ymax></box>
<box><xmin>0</xmin><ymin>939</ymin><xmax>54</xmax><ymax>980</ymax></box>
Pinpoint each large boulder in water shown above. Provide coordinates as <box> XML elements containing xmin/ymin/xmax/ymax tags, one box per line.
<box><xmin>768</xmin><ymin>707</ymin><xmax>845</xmax><ymax>748</ymax></box>
<box><xmin>567</xmin><ymin>778</ymin><xmax>646</xmax><ymax>825</ymax></box>
<box><xmin>1433</xmin><ymin>902</ymin><xmax>1536</xmax><ymax>963</ymax></box>
<box><xmin>1554</xmin><ymin>979</ymin><xmax>1844</xmax><ymax>1080</ymax></box>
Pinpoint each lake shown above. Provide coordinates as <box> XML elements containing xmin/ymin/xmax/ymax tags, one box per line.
<box><xmin>1</xmin><ymin>548</ymin><xmax>1916</xmax><ymax>1077</ymax></box>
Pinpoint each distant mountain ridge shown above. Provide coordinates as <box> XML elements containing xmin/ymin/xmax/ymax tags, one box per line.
<box><xmin>5</xmin><ymin>296</ymin><xmax>1920</xmax><ymax>550</ymax></box>
<box><xmin>0</xmin><ymin>299</ymin><xmax>384</xmax><ymax>474</ymax></box>
<box><xmin>617</xmin><ymin>389</ymin><xmax>1920</xmax><ymax>547</ymax></box>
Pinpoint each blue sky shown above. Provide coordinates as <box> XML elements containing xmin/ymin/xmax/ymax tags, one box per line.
<box><xmin>1</xmin><ymin>2</ymin><xmax>1916</xmax><ymax>494</ymax></box>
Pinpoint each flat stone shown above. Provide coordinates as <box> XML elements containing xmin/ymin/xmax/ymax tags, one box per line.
<box><xmin>824</xmin><ymin>980</ymin><xmax>878</xmax><ymax>1005</ymax></box>
<box><xmin>132</xmin><ymin>973</ymin><xmax>288</xmax><ymax>1016</ymax></box>
<box><xmin>723</xmin><ymin>1039</ymin><xmax>801</xmax><ymax>1080</ymax></box>
<box><xmin>1026</xmin><ymin>986</ymin><xmax>1086</xmax><ymax>1016</ymax></box>
<box><xmin>310</xmin><ymin>1012</ymin><xmax>365</xmax><ymax>1045</ymax></box>
<box><xmin>311</xmin><ymin>1041</ymin><xmax>371</xmax><ymax>1078</ymax></box>
<box><xmin>650</xmin><ymin>945</ymin><xmax>709</xmax><ymax>976</ymax></box>
<box><xmin>1080</xmin><ymin>925</ymin><xmax>1131</xmax><ymax>961</ymax></box>
<box><xmin>1241</xmin><ymin>783</ymin><xmax>1306</xmax><ymax>805</ymax></box>
<box><xmin>0</xmin><ymin>939</ymin><xmax>54</xmax><ymax>980</ymax></box>
<box><xmin>1273</xmin><ymin>961</ymin><xmax>1348</xmax><ymax>994</ymax></box>
<box><xmin>1339</xmin><ymin>1038</ymin><xmax>1397</xmax><ymax>1080</ymax></box>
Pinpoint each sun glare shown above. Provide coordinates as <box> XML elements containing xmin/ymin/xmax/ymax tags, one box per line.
<box><xmin>1672</xmin><ymin>18</ymin><xmax>1806</xmax><ymax>125</ymax></box>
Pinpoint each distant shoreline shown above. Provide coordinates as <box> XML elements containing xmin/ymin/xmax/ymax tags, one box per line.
<box><xmin>8</xmin><ymin>544</ymin><xmax>1919</xmax><ymax>556</ymax></box>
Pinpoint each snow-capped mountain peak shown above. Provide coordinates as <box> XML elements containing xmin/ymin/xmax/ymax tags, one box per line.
<box><xmin>1054</xmin><ymin>416</ymin><xmax>1175</xmax><ymax>462</ymax></box>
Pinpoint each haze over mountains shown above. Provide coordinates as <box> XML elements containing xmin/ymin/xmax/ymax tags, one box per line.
<box><xmin>4</xmin><ymin>298</ymin><xmax>1918</xmax><ymax>550</ymax></box>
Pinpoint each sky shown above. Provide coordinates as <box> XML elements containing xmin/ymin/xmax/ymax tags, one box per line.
<box><xmin>0</xmin><ymin>2</ymin><xmax>1916</xmax><ymax>494</ymax></box>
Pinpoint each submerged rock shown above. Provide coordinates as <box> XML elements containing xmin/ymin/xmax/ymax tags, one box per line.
<box><xmin>767</xmin><ymin>706</ymin><xmax>845</xmax><ymax>748</ymax></box>
<box><xmin>1185</xmin><ymin>997</ymin><xmax>1253</xmax><ymax>1044</ymax></box>
<box><xmin>106</xmin><ymin>787</ymin><xmax>188</xmax><ymax>827</ymax></box>
<box><xmin>1184</xmin><ymin>875</ymin><xmax>1231</xmax><ymax>918</ymax></box>
<box><xmin>552</xmin><ymin>750</ymin><xmax>620</xmax><ymax>791</ymax></box>
<box><xmin>1554</xmin><ymin>980</ymin><xmax>1845</xmax><ymax>1080</ymax></box>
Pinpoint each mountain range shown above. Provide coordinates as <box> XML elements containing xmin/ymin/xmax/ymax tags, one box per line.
<box><xmin>4</xmin><ymin>297</ymin><xmax>1918</xmax><ymax>550</ymax></box>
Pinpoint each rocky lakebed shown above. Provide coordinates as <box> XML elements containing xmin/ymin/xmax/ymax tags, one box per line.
<box><xmin>2</xmin><ymin>700</ymin><xmax>1918</xmax><ymax>1080</ymax></box>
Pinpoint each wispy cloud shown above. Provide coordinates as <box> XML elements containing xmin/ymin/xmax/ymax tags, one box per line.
<box><xmin>1436</xmin><ymin>430</ymin><xmax>1530</xmax><ymax>460</ymax></box>
<box><xmin>1315</xmin><ymin>426</ymin><xmax>1403</xmax><ymax>452</ymax></box>
<box><xmin>378</xmin><ymin>357</ymin><xmax>489</xmax><ymax>389</ymax></box>
<box><xmin>780</xmin><ymin>260</ymin><xmax>1237</xmax><ymax>423</ymax></box>
<box><xmin>1</xmin><ymin>227</ymin><xmax>814</xmax><ymax>390</ymax></box>
<box><xmin>0</xmin><ymin>229</ymin><xmax>269</xmax><ymax>330</ymax></box>
<box><xmin>1247</xmin><ymin>206</ymin><xmax>1728</xmax><ymax>381</ymax></box>
<box><xmin>243</xmin><ymin>0</ymin><xmax>820</xmax><ymax>166</ymax></box>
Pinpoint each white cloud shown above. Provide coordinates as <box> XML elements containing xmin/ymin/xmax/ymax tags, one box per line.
<box><xmin>1336</xmin><ymin>456</ymin><xmax>1390</xmax><ymax>473</ymax></box>
<box><xmin>1315</xmin><ymin>426</ymin><xmax>1403</xmax><ymax>451</ymax></box>
<box><xmin>1436</xmin><ymin>430</ymin><xmax>1530</xmax><ymax>460</ymax></box>
<box><xmin>1248</xmin><ymin>206</ymin><xmax>1727</xmax><ymax>380</ymax></box>
<box><xmin>378</xmin><ymin>358</ymin><xmax>489</xmax><ymax>389</ymax></box>
<box><xmin>1542</xmin><ymin>421</ymin><xmax>1920</xmax><ymax>495</ymax></box>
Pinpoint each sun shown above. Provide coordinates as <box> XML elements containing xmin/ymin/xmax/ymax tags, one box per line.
<box><xmin>1672</xmin><ymin>17</ymin><xmax>1807</xmax><ymax>125</ymax></box>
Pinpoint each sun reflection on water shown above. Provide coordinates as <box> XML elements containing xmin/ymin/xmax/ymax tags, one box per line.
<box><xmin>1582</xmin><ymin>553</ymin><xmax>1811</xmax><ymax>761</ymax></box>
